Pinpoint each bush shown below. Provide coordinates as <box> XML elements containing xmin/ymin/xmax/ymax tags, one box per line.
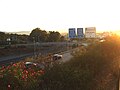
<box><xmin>0</xmin><ymin>62</ymin><xmax>45</xmax><ymax>90</ymax></box>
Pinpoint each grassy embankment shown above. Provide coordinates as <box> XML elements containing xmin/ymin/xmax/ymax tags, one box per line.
<box><xmin>41</xmin><ymin>35</ymin><xmax>120</xmax><ymax>90</ymax></box>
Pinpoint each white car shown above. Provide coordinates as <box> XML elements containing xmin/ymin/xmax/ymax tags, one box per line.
<box><xmin>25</xmin><ymin>62</ymin><xmax>36</xmax><ymax>68</ymax></box>
<box><xmin>25</xmin><ymin>62</ymin><xmax>45</xmax><ymax>69</ymax></box>
<box><xmin>53</xmin><ymin>54</ymin><xmax>62</xmax><ymax>60</ymax></box>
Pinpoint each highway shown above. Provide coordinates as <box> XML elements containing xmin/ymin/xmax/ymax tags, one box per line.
<box><xmin>0</xmin><ymin>41</ymin><xmax>83</xmax><ymax>65</ymax></box>
<box><xmin>61</xmin><ymin>51</ymin><xmax>73</xmax><ymax>62</ymax></box>
<box><xmin>0</xmin><ymin>46</ymin><xmax>69</xmax><ymax>66</ymax></box>
<box><xmin>0</xmin><ymin>53</ymin><xmax>34</xmax><ymax>65</ymax></box>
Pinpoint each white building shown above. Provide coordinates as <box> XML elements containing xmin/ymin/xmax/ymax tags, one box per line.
<box><xmin>85</xmin><ymin>27</ymin><xmax>96</xmax><ymax>38</ymax></box>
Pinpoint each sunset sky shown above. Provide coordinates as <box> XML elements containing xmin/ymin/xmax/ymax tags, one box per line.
<box><xmin>0</xmin><ymin>0</ymin><xmax>120</xmax><ymax>33</ymax></box>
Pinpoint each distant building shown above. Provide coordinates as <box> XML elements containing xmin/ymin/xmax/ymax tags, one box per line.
<box><xmin>96</xmin><ymin>33</ymin><xmax>103</xmax><ymax>39</ymax></box>
<box><xmin>85</xmin><ymin>27</ymin><xmax>96</xmax><ymax>38</ymax></box>
<box><xmin>102</xmin><ymin>32</ymin><xmax>111</xmax><ymax>37</ymax></box>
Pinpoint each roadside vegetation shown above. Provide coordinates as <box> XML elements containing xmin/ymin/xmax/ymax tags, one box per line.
<box><xmin>0</xmin><ymin>61</ymin><xmax>45</xmax><ymax>90</ymax></box>
<box><xmin>0</xmin><ymin>35</ymin><xmax>120</xmax><ymax>90</ymax></box>
<box><xmin>0</xmin><ymin>28</ymin><xmax>66</xmax><ymax>46</ymax></box>
<box><xmin>41</xmin><ymin>35</ymin><xmax>120</xmax><ymax>90</ymax></box>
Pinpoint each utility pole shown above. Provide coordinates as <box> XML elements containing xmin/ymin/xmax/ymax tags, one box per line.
<box><xmin>38</xmin><ymin>36</ymin><xmax>40</xmax><ymax>56</ymax></box>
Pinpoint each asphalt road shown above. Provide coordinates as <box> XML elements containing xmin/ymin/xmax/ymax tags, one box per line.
<box><xmin>0</xmin><ymin>47</ymin><xmax>70</xmax><ymax>66</ymax></box>
<box><xmin>60</xmin><ymin>51</ymin><xmax>73</xmax><ymax>63</ymax></box>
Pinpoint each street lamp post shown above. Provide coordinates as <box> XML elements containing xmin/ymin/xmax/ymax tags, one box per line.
<box><xmin>67</xmin><ymin>35</ymin><xmax>69</xmax><ymax>51</ymax></box>
<box><xmin>33</xmin><ymin>37</ymin><xmax>36</xmax><ymax>59</ymax></box>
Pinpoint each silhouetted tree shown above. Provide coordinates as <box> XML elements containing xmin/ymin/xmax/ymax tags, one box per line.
<box><xmin>48</xmin><ymin>31</ymin><xmax>61</xmax><ymax>42</ymax></box>
<box><xmin>29</xmin><ymin>28</ymin><xmax>48</xmax><ymax>42</ymax></box>
<box><xmin>0</xmin><ymin>32</ymin><xmax>6</xmax><ymax>41</ymax></box>
<box><xmin>0</xmin><ymin>32</ymin><xmax>10</xmax><ymax>45</ymax></box>
<box><xmin>60</xmin><ymin>36</ymin><xmax>65</xmax><ymax>41</ymax></box>
<box><xmin>17</xmin><ymin>34</ymin><xmax>28</xmax><ymax>44</ymax></box>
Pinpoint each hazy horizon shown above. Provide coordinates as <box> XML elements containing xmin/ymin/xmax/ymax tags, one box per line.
<box><xmin>1</xmin><ymin>29</ymin><xmax>120</xmax><ymax>35</ymax></box>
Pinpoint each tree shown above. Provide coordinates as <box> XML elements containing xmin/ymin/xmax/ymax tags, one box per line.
<box><xmin>0</xmin><ymin>32</ymin><xmax>6</xmax><ymax>41</ymax></box>
<box><xmin>29</xmin><ymin>28</ymin><xmax>62</xmax><ymax>42</ymax></box>
<box><xmin>17</xmin><ymin>34</ymin><xmax>29</xmax><ymax>44</ymax></box>
<box><xmin>60</xmin><ymin>36</ymin><xmax>65</xmax><ymax>42</ymax></box>
<box><xmin>29</xmin><ymin>28</ymin><xmax>48</xmax><ymax>42</ymax></box>
<box><xmin>0</xmin><ymin>32</ymin><xmax>10</xmax><ymax>45</ymax></box>
<box><xmin>48</xmin><ymin>31</ymin><xmax>61</xmax><ymax>42</ymax></box>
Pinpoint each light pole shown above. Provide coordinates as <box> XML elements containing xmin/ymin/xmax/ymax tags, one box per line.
<box><xmin>67</xmin><ymin>34</ymin><xmax>69</xmax><ymax>51</ymax></box>
<box><xmin>33</xmin><ymin>37</ymin><xmax>36</xmax><ymax>59</ymax></box>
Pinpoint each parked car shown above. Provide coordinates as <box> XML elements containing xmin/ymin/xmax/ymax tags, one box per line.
<box><xmin>53</xmin><ymin>54</ymin><xmax>62</xmax><ymax>60</ymax></box>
